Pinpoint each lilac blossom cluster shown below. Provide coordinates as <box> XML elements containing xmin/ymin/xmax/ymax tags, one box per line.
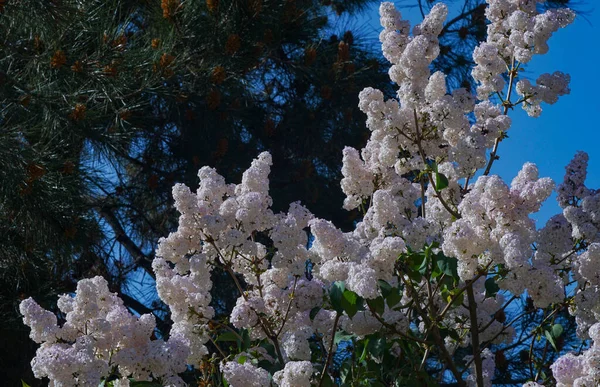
<box><xmin>550</xmin><ymin>323</ymin><xmax>600</xmax><ymax>386</ymax></box>
<box><xmin>20</xmin><ymin>1</ymin><xmax>596</xmax><ymax>386</ymax></box>
<box><xmin>19</xmin><ymin>277</ymin><xmax>188</xmax><ymax>386</ymax></box>
<box><xmin>475</xmin><ymin>0</ymin><xmax>574</xmax><ymax>103</ymax></box>
<box><xmin>554</xmin><ymin>152</ymin><xmax>600</xmax><ymax>339</ymax></box>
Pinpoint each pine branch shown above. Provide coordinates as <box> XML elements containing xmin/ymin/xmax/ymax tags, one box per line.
<box><xmin>96</xmin><ymin>204</ymin><xmax>155</xmax><ymax>277</ymax></box>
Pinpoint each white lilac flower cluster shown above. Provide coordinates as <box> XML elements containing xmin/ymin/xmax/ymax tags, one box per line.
<box><xmin>442</xmin><ymin>163</ymin><xmax>554</xmax><ymax>281</ymax></box>
<box><xmin>20</xmin><ymin>277</ymin><xmax>188</xmax><ymax>386</ymax></box>
<box><xmin>549</xmin><ymin>323</ymin><xmax>600</xmax><ymax>387</ymax></box>
<box><xmin>21</xmin><ymin>1</ymin><xmax>594</xmax><ymax>386</ymax></box>
<box><xmin>272</xmin><ymin>361</ymin><xmax>314</xmax><ymax>387</ymax></box>
<box><xmin>551</xmin><ymin>152</ymin><xmax>600</xmax><ymax>338</ymax></box>
<box><xmin>558</xmin><ymin>152</ymin><xmax>600</xmax><ymax>243</ymax></box>
<box><xmin>516</xmin><ymin>71</ymin><xmax>571</xmax><ymax>117</ymax></box>
<box><xmin>154</xmin><ymin>152</ymin><xmax>330</xmax><ymax>384</ymax></box>
<box><xmin>347</xmin><ymin>0</ymin><xmax>575</xmax><ymax>310</ymax></box>
<box><xmin>375</xmin><ymin>0</ymin><xmax>569</xmax><ymax>172</ymax></box>
<box><xmin>347</xmin><ymin>1</ymin><xmax>573</xmax><ymax>236</ymax></box>
<box><xmin>220</xmin><ymin>361</ymin><xmax>270</xmax><ymax>387</ymax></box>
<box><xmin>309</xmin><ymin>216</ymin><xmax>410</xmax><ymax>303</ymax></box>
<box><xmin>475</xmin><ymin>0</ymin><xmax>574</xmax><ymax>102</ymax></box>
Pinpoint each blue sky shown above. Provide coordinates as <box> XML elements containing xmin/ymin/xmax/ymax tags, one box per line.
<box><xmin>350</xmin><ymin>1</ymin><xmax>600</xmax><ymax>228</ymax></box>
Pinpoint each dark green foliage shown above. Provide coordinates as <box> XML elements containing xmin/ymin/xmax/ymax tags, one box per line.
<box><xmin>0</xmin><ymin>0</ymin><xmax>390</xmax><ymax>385</ymax></box>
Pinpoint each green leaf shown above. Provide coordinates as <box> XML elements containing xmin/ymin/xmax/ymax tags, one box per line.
<box><xmin>237</xmin><ymin>355</ymin><xmax>247</xmax><ymax>364</ymax></box>
<box><xmin>438</xmin><ymin>327</ymin><xmax>450</xmax><ymax>340</ymax></box>
<box><xmin>216</xmin><ymin>331</ymin><xmax>239</xmax><ymax>342</ymax></box>
<box><xmin>367</xmin><ymin>336</ymin><xmax>386</xmax><ymax>357</ymax></box>
<box><xmin>366</xmin><ymin>358</ymin><xmax>381</xmax><ymax>374</ymax></box>
<box><xmin>439</xmin><ymin>274</ymin><xmax>456</xmax><ymax>289</ymax></box>
<box><xmin>429</xmin><ymin>160</ymin><xmax>439</xmax><ymax>173</ymax></box>
<box><xmin>552</xmin><ymin>323</ymin><xmax>564</xmax><ymax>338</ymax></box>
<box><xmin>21</xmin><ymin>381</ymin><xmax>32</xmax><ymax>387</ymax></box>
<box><xmin>257</xmin><ymin>359</ymin><xmax>274</xmax><ymax>370</ymax></box>
<box><xmin>241</xmin><ymin>329</ymin><xmax>251</xmax><ymax>351</ymax></box>
<box><xmin>330</xmin><ymin>281</ymin><xmax>345</xmax><ymax>314</ymax></box>
<box><xmin>386</xmin><ymin>288</ymin><xmax>402</xmax><ymax>308</ymax></box>
<box><xmin>545</xmin><ymin>330</ymin><xmax>558</xmax><ymax>352</ymax></box>
<box><xmin>406</xmin><ymin>269</ymin><xmax>422</xmax><ymax>283</ymax></box>
<box><xmin>447</xmin><ymin>328</ymin><xmax>461</xmax><ymax>342</ymax></box>
<box><xmin>334</xmin><ymin>331</ymin><xmax>355</xmax><ymax>344</ymax></box>
<box><xmin>436</xmin><ymin>254</ymin><xmax>459</xmax><ymax>278</ymax></box>
<box><xmin>441</xmin><ymin>286</ymin><xmax>464</xmax><ymax>308</ymax></box>
<box><xmin>484</xmin><ymin>277</ymin><xmax>500</xmax><ymax>298</ymax></box>
<box><xmin>435</xmin><ymin>172</ymin><xmax>449</xmax><ymax>191</ymax></box>
<box><xmin>408</xmin><ymin>252</ymin><xmax>425</xmax><ymax>271</ymax></box>
<box><xmin>309</xmin><ymin>307</ymin><xmax>321</xmax><ymax>320</ymax></box>
<box><xmin>260</xmin><ymin>342</ymin><xmax>276</xmax><ymax>360</ymax></box>
<box><xmin>340</xmin><ymin>362</ymin><xmax>352</xmax><ymax>383</ymax></box>
<box><xmin>418</xmin><ymin>252</ymin><xmax>429</xmax><ymax>275</ymax></box>
<box><xmin>378</xmin><ymin>279</ymin><xmax>392</xmax><ymax>298</ymax></box>
<box><xmin>424</xmin><ymin>244</ymin><xmax>433</xmax><ymax>259</ymax></box>
<box><xmin>451</xmin><ymin>291</ymin><xmax>464</xmax><ymax>307</ymax></box>
<box><xmin>367</xmin><ymin>296</ymin><xmax>385</xmax><ymax>315</ymax></box>
<box><xmin>359</xmin><ymin>338</ymin><xmax>370</xmax><ymax>363</ymax></box>
<box><xmin>341</xmin><ymin>289</ymin><xmax>359</xmax><ymax>318</ymax></box>
<box><xmin>321</xmin><ymin>375</ymin><xmax>335</xmax><ymax>387</ymax></box>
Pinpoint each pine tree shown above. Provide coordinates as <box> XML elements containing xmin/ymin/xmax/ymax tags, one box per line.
<box><xmin>1</xmin><ymin>0</ymin><xmax>391</xmax><ymax>385</ymax></box>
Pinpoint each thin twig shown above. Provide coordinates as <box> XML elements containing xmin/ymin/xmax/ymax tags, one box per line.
<box><xmin>276</xmin><ymin>276</ymin><xmax>299</xmax><ymax>337</ymax></box>
<box><xmin>400</xmin><ymin>276</ymin><xmax>466</xmax><ymax>386</ymax></box>
<box><xmin>483</xmin><ymin>57</ymin><xmax>517</xmax><ymax>176</ymax></box>
<box><xmin>413</xmin><ymin>109</ymin><xmax>461</xmax><ymax>219</ymax></box>
<box><xmin>208</xmin><ymin>335</ymin><xmax>227</xmax><ymax>359</ymax></box>
<box><xmin>205</xmin><ymin>235</ymin><xmax>286</xmax><ymax>365</ymax></box>
<box><xmin>420</xmin><ymin>179</ymin><xmax>427</xmax><ymax>219</ymax></box>
<box><xmin>419</xmin><ymin>347</ymin><xmax>431</xmax><ymax>371</ymax></box>
<box><xmin>318</xmin><ymin>312</ymin><xmax>341</xmax><ymax>387</ymax></box>
<box><xmin>478</xmin><ymin>295</ymin><xmax>518</xmax><ymax>334</ymax></box>
<box><xmin>466</xmin><ymin>284</ymin><xmax>484</xmax><ymax>387</ymax></box>
<box><xmin>440</xmin><ymin>4</ymin><xmax>486</xmax><ymax>36</ymax></box>
<box><xmin>438</xmin><ymin>264</ymin><xmax>492</xmax><ymax>321</ymax></box>
<box><xmin>366</xmin><ymin>302</ymin><xmax>430</xmax><ymax>345</ymax></box>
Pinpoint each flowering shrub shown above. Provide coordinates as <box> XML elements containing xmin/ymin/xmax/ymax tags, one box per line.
<box><xmin>19</xmin><ymin>0</ymin><xmax>600</xmax><ymax>386</ymax></box>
